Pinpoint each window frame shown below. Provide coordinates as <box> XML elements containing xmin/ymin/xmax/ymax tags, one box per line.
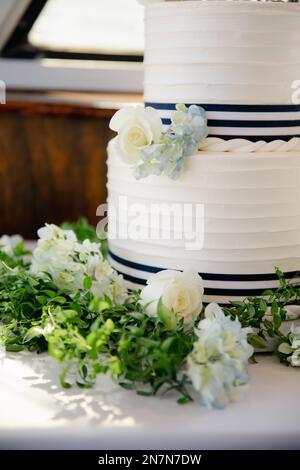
<box><xmin>0</xmin><ymin>0</ymin><xmax>143</xmax><ymax>93</ymax></box>
<box><xmin>2</xmin><ymin>0</ymin><xmax>143</xmax><ymax>62</ymax></box>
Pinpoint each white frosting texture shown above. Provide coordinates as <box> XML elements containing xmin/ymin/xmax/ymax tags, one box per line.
<box><xmin>144</xmin><ymin>1</ymin><xmax>300</xmax><ymax>104</ymax></box>
<box><xmin>107</xmin><ymin>139</ymin><xmax>300</xmax><ymax>304</ymax></box>
<box><xmin>199</xmin><ymin>137</ymin><xmax>300</xmax><ymax>153</ymax></box>
<box><xmin>107</xmin><ymin>1</ymin><xmax>300</xmax><ymax>304</ymax></box>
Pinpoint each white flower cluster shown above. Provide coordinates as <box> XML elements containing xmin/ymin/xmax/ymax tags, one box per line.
<box><xmin>30</xmin><ymin>224</ymin><xmax>127</xmax><ymax>304</ymax></box>
<box><xmin>186</xmin><ymin>303</ymin><xmax>254</xmax><ymax>408</ymax></box>
<box><xmin>0</xmin><ymin>234</ymin><xmax>23</xmax><ymax>256</ymax></box>
<box><xmin>278</xmin><ymin>324</ymin><xmax>300</xmax><ymax>367</ymax></box>
<box><xmin>110</xmin><ymin>104</ymin><xmax>207</xmax><ymax>180</ymax></box>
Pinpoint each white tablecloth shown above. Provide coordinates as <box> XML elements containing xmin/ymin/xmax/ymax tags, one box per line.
<box><xmin>0</xmin><ymin>352</ymin><xmax>299</xmax><ymax>450</ymax></box>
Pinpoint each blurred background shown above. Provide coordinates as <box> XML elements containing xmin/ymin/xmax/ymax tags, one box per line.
<box><xmin>0</xmin><ymin>0</ymin><xmax>144</xmax><ymax>238</ymax></box>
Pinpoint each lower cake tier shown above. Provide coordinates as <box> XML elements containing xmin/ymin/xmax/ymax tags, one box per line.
<box><xmin>107</xmin><ymin>139</ymin><xmax>300</xmax><ymax>304</ymax></box>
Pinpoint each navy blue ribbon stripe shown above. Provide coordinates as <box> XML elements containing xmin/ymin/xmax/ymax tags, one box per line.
<box><xmin>206</xmin><ymin>134</ymin><xmax>300</xmax><ymax>142</ymax></box>
<box><xmin>108</xmin><ymin>250</ymin><xmax>300</xmax><ymax>282</ymax></box>
<box><xmin>162</xmin><ymin>119</ymin><xmax>300</xmax><ymax>128</ymax></box>
<box><xmin>116</xmin><ymin>271</ymin><xmax>291</xmax><ymax>297</ymax></box>
<box><xmin>145</xmin><ymin>102</ymin><xmax>300</xmax><ymax>113</ymax></box>
<box><xmin>161</xmin><ymin>131</ymin><xmax>300</xmax><ymax>142</ymax></box>
<box><xmin>146</xmin><ymin>102</ymin><xmax>300</xmax><ymax>139</ymax></box>
<box><xmin>211</xmin><ymin>119</ymin><xmax>300</xmax><ymax>128</ymax></box>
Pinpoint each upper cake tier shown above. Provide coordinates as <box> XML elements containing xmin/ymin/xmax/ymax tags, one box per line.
<box><xmin>144</xmin><ymin>0</ymin><xmax>300</xmax><ymax>141</ymax></box>
<box><xmin>144</xmin><ymin>0</ymin><xmax>300</xmax><ymax>105</ymax></box>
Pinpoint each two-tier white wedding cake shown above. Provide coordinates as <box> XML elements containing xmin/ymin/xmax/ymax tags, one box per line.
<box><xmin>107</xmin><ymin>0</ymin><xmax>300</xmax><ymax>304</ymax></box>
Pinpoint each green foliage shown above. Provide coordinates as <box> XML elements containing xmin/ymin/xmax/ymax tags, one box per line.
<box><xmin>223</xmin><ymin>269</ymin><xmax>300</xmax><ymax>351</ymax></box>
<box><xmin>45</xmin><ymin>297</ymin><xmax>194</xmax><ymax>399</ymax></box>
<box><xmin>1</xmin><ymin>224</ymin><xmax>299</xmax><ymax>404</ymax></box>
<box><xmin>0</xmin><ymin>251</ymin><xmax>194</xmax><ymax>400</ymax></box>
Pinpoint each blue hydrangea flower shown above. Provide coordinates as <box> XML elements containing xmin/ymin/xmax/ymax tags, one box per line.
<box><xmin>186</xmin><ymin>303</ymin><xmax>254</xmax><ymax>409</ymax></box>
<box><xmin>171</xmin><ymin>104</ymin><xmax>207</xmax><ymax>156</ymax></box>
<box><xmin>133</xmin><ymin>104</ymin><xmax>207</xmax><ymax>180</ymax></box>
<box><xmin>134</xmin><ymin>144</ymin><xmax>165</xmax><ymax>179</ymax></box>
<box><xmin>135</xmin><ymin>137</ymin><xmax>185</xmax><ymax>180</ymax></box>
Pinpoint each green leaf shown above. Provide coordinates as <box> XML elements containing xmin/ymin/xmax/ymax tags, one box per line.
<box><xmin>36</xmin><ymin>295</ymin><xmax>48</xmax><ymax>305</ymax></box>
<box><xmin>69</xmin><ymin>302</ymin><xmax>81</xmax><ymax>314</ymax></box>
<box><xmin>108</xmin><ymin>356</ymin><xmax>122</xmax><ymax>376</ymax></box>
<box><xmin>162</xmin><ymin>336</ymin><xmax>175</xmax><ymax>352</ymax></box>
<box><xmin>59</xmin><ymin>367</ymin><xmax>72</xmax><ymax>389</ymax></box>
<box><xmin>51</xmin><ymin>296</ymin><xmax>66</xmax><ymax>304</ymax></box>
<box><xmin>271</xmin><ymin>300</ymin><xmax>278</xmax><ymax>316</ymax></box>
<box><xmin>262</xmin><ymin>289</ymin><xmax>274</xmax><ymax>297</ymax></box>
<box><xmin>177</xmin><ymin>396</ymin><xmax>191</xmax><ymax>405</ymax></box>
<box><xmin>247</xmin><ymin>304</ymin><xmax>256</xmax><ymax>318</ymax></box>
<box><xmin>43</xmin><ymin>290</ymin><xmax>56</xmax><ymax>298</ymax></box>
<box><xmin>157</xmin><ymin>297</ymin><xmax>177</xmax><ymax>331</ymax></box>
<box><xmin>119</xmin><ymin>382</ymin><xmax>135</xmax><ymax>390</ymax></box>
<box><xmin>81</xmin><ymin>364</ymin><xmax>88</xmax><ymax>379</ymax></box>
<box><xmin>98</xmin><ymin>300</ymin><xmax>110</xmax><ymax>312</ymax></box>
<box><xmin>48</xmin><ymin>341</ymin><xmax>65</xmax><ymax>362</ymax></box>
<box><xmin>5</xmin><ymin>344</ymin><xmax>24</xmax><ymax>352</ymax></box>
<box><xmin>137</xmin><ymin>390</ymin><xmax>153</xmax><ymax>397</ymax></box>
<box><xmin>249</xmin><ymin>354</ymin><xmax>257</xmax><ymax>364</ymax></box>
<box><xmin>230</xmin><ymin>301</ymin><xmax>246</xmax><ymax>308</ymax></box>
<box><xmin>249</xmin><ymin>334</ymin><xmax>267</xmax><ymax>349</ymax></box>
<box><xmin>83</xmin><ymin>276</ymin><xmax>92</xmax><ymax>290</ymax></box>
<box><xmin>273</xmin><ymin>314</ymin><xmax>282</xmax><ymax>331</ymax></box>
<box><xmin>258</xmin><ymin>298</ymin><xmax>268</xmax><ymax>313</ymax></box>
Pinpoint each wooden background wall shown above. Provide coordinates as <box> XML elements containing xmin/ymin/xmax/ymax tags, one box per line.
<box><xmin>0</xmin><ymin>92</ymin><xmax>140</xmax><ymax>238</ymax></box>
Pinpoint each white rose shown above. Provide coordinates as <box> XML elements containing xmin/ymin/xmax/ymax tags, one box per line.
<box><xmin>109</xmin><ymin>106</ymin><xmax>162</xmax><ymax>163</ymax></box>
<box><xmin>140</xmin><ymin>269</ymin><xmax>204</xmax><ymax>325</ymax></box>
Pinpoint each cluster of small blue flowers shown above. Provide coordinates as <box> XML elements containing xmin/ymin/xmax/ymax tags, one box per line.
<box><xmin>134</xmin><ymin>104</ymin><xmax>207</xmax><ymax>180</ymax></box>
<box><xmin>186</xmin><ymin>303</ymin><xmax>254</xmax><ymax>408</ymax></box>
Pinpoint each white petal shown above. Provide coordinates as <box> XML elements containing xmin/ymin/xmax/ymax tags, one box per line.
<box><xmin>144</xmin><ymin>106</ymin><xmax>163</xmax><ymax>143</ymax></box>
<box><xmin>109</xmin><ymin>107</ymin><xmax>135</xmax><ymax>132</ymax></box>
<box><xmin>146</xmin><ymin>269</ymin><xmax>179</xmax><ymax>285</ymax></box>
<box><xmin>10</xmin><ymin>235</ymin><xmax>23</xmax><ymax>246</ymax></box>
<box><xmin>205</xmin><ymin>302</ymin><xmax>224</xmax><ymax>319</ymax></box>
<box><xmin>278</xmin><ymin>342</ymin><xmax>293</xmax><ymax>355</ymax></box>
<box><xmin>37</xmin><ymin>224</ymin><xmax>54</xmax><ymax>240</ymax></box>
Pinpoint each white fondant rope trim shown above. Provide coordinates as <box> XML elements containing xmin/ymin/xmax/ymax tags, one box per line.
<box><xmin>199</xmin><ymin>137</ymin><xmax>300</xmax><ymax>153</ymax></box>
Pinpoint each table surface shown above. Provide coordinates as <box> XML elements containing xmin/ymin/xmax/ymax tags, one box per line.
<box><xmin>1</xmin><ymin>242</ymin><xmax>300</xmax><ymax>450</ymax></box>
<box><xmin>0</xmin><ymin>351</ymin><xmax>299</xmax><ymax>450</ymax></box>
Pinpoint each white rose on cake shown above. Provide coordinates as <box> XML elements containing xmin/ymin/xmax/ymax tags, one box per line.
<box><xmin>140</xmin><ymin>269</ymin><xmax>204</xmax><ymax>326</ymax></box>
<box><xmin>109</xmin><ymin>106</ymin><xmax>162</xmax><ymax>163</ymax></box>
